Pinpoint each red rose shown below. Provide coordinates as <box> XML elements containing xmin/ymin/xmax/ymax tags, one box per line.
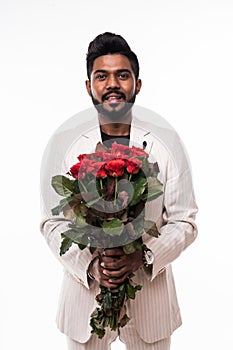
<box><xmin>70</xmin><ymin>162</ymin><xmax>81</xmax><ymax>178</ymax></box>
<box><xmin>102</xmin><ymin>153</ymin><xmax>116</xmax><ymax>161</ymax></box>
<box><xmin>110</xmin><ymin>143</ymin><xmax>132</xmax><ymax>158</ymax></box>
<box><xmin>96</xmin><ymin>168</ymin><xmax>108</xmax><ymax>178</ymax></box>
<box><xmin>81</xmin><ymin>159</ymin><xmax>96</xmax><ymax>172</ymax></box>
<box><xmin>131</xmin><ymin>146</ymin><xmax>148</xmax><ymax>158</ymax></box>
<box><xmin>72</xmin><ymin>159</ymin><xmax>95</xmax><ymax>178</ymax></box>
<box><xmin>78</xmin><ymin>154</ymin><xmax>87</xmax><ymax>161</ymax></box>
<box><xmin>92</xmin><ymin>161</ymin><xmax>108</xmax><ymax>178</ymax></box>
<box><xmin>91</xmin><ymin>152</ymin><xmax>113</xmax><ymax>161</ymax></box>
<box><xmin>126</xmin><ymin>157</ymin><xmax>142</xmax><ymax>174</ymax></box>
<box><xmin>105</xmin><ymin>159</ymin><xmax>126</xmax><ymax>177</ymax></box>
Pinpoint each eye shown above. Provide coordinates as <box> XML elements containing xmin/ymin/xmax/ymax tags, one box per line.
<box><xmin>118</xmin><ymin>72</ymin><xmax>130</xmax><ymax>80</ymax></box>
<box><xmin>95</xmin><ymin>73</ymin><xmax>107</xmax><ymax>81</ymax></box>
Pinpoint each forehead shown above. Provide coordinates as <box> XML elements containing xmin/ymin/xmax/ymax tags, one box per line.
<box><xmin>92</xmin><ymin>54</ymin><xmax>133</xmax><ymax>73</ymax></box>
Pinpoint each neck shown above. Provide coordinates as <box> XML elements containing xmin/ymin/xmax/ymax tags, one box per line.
<box><xmin>98</xmin><ymin>111</ymin><xmax>132</xmax><ymax>136</ymax></box>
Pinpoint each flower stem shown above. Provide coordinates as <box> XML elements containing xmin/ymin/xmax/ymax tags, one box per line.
<box><xmin>99</xmin><ymin>178</ymin><xmax>103</xmax><ymax>190</ymax></box>
<box><xmin>114</xmin><ymin>177</ymin><xmax>118</xmax><ymax>206</ymax></box>
<box><xmin>79</xmin><ymin>179</ymin><xmax>87</xmax><ymax>192</ymax></box>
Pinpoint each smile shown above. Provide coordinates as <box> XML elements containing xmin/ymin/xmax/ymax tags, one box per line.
<box><xmin>106</xmin><ymin>96</ymin><xmax>123</xmax><ymax>103</ymax></box>
<box><xmin>103</xmin><ymin>92</ymin><xmax>125</xmax><ymax>102</ymax></box>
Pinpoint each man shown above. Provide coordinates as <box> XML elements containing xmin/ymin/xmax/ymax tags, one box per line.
<box><xmin>40</xmin><ymin>32</ymin><xmax>198</xmax><ymax>350</ymax></box>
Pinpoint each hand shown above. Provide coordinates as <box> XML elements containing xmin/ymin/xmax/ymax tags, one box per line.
<box><xmin>88</xmin><ymin>247</ymin><xmax>143</xmax><ymax>289</ymax></box>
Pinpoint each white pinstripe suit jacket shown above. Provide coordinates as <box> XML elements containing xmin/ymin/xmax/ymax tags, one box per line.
<box><xmin>40</xmin><ymin>113</ymin><xmax>198</xmax><ymax>343</ymax></box>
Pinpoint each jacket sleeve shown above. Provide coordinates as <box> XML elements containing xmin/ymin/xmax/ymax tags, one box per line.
<box><xmin>40</xmin><ymin>130</ymin><xmax>95</xmax><ymax>290</ymax></box>
<box><xmin>143</xmin><ymin>132</ymin><xmax>198</xmax><ymax>280</ymax></box>
<box><xmin>40</xmin><ymin>215</ymin><xmax>93</xmax><ymax>289</ymax></box>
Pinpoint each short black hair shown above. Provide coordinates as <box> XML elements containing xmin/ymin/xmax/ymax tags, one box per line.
<box><xmin>86</xmin><ymin>32</ymin><xmax>139</xmax><ymax>80</ymax></box>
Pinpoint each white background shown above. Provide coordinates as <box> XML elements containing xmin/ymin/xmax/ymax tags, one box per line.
<box><xmin>1</xmin><ymin>0</ymin><xmax>233</xmax><ymax>349</ymax></box>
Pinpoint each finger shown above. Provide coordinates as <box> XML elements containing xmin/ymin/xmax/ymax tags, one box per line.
<box><xmin>98</xmin><ymin>272</ymin><xmax>122</xmax><ymax>288</ymax></box>
<box><xmin>102</xmin><ymin>267</ymin><xmax>128</xmax><ymax>278</ymax></box>
<box><xmin>101</xmin><ymin>257</ymin><xmax>126</xmax><ymax>270</ymax></box>
<box><xmin>103</xmin><ymin>248</ymin><xmax>124</xmax><ymax>257</ymax></box>
<box><xmin>100</xmin><ymin>280</ymin><xmax>121</xmax><ymax>289</ymax></box>
<box><xmin>108</xmin><ymin>272</ymin><xmax>129</xmax><ymax>285</ymax></box>
<box><xmin>99</xmin><ymin>274</ymin><xmax>127</xmax><ymax>288</ymax></box>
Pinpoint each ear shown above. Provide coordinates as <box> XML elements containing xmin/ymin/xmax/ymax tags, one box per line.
<box><xmin>85</xmin><ymin>80</ymin><xmax>91</xmax><ymax>96</ymax></box>
<box><xmin>135</xmin><ymin>79</ymin><xmax>142</xmax><ymax>95</ymax></box>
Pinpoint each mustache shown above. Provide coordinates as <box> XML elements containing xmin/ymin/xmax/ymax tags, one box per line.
<box><xmin>101</xmin><ymin>90</ymin><xmax>126</xmax><ymax>102</ymax></box>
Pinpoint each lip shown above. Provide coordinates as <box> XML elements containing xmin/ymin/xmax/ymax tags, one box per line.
<box><xmin>106</xmin><ymin>95</ymin><xmax>123</xmax><ymax>103</ymax></box>
<box><xmin>103</xmin><ymin>92</ymin><xmax>125</xmax><ymax>102</ymax></box>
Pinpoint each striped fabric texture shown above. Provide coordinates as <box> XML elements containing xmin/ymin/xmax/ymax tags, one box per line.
<box><xmin>40</xmin><ymin>117</ymin><xmax>198</xmax><ymax>345</ymax></box>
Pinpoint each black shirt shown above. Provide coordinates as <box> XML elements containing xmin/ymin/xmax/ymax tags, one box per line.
<box><xmin>101</xmin><ymin>130</ymin><xmax>130</xmax><ymax>148</ymax></box>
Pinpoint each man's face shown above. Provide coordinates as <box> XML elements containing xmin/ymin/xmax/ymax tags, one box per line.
<box><xmin>86</xmin><ymin>54</ymin><xmax>141</xmax><ymax>120</ymax></box>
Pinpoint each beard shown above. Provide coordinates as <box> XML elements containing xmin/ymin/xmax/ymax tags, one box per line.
<box><xmin>90</xmin><ymin>91</ymin><xmax>136</xmax><ymax>121</ymax></box>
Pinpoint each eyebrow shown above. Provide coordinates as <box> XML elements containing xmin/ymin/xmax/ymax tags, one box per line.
<box><xmin>93</xmin><ymin>69</ymin><xmax>132</xmax><ymax>75</ymax></box>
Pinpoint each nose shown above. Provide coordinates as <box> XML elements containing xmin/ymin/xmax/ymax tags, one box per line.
<box><xmin>106</xmin><ymin>74</ymin><xmax>120</xmax><ymax>90</ymax></box>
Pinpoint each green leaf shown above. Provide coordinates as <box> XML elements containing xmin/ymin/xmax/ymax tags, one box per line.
<box><xmin>142</xmin><ymin>176</ymin><xmax>163</xmax><ymax>202</ymax></box>
<box><xmin>61</xmin><ymin>229</ymin><xmax>86</xmax><ymax>245</ymax></box>
<box><xmin>130</xmin><ymin>178</ymin><xmax>147</xmax><ymax>206</ymax></box>
<box><xmin>126</xmin><ymin>283</ymin><xmax>136</xmax><ymax>299</ymax></box>
<box><xmin>90</xmin><ymin>309</ymin><xmax>106</xmax><ymax>338</ymax></box>
<box><xmin>84</xmin><ymin>195</ymin><xmax>101</xmax><ymax>208</ymax></box>
<box><xmin>118</xmin><ymin>284</ymin><xmax>126</xmax><ymax>300</ymax></box>
<box><xmin>60</xmin><ymin>237</ymin><xmax>73</xmax><ymax>256</ymax></box>
<box><xmin>119</xmin><ymin>314</ymin><xmax>130</xmax><ymax>328</ymax></box>
<box><xmin>144</xmin><ymin>220</ymin><xmax>161</xmax><ymax>238</ymax></box>
<box><xmin>89</xmin><ymin>246</ymin><xmax>97</xmax><ymax>254</ymax></box>
<box><xmin>124</xmin><ymin>222</ymin><xmax>138</xmax><ymax>240</ymax></box>
<box><xmin>123</xmin><ymin>242</ymin><xmax>136</xmax><ymax>254</ymax></box>
<box><xmin>135</xmin><ymin>284</ymin><xmax>142</xmax><ymax>291</ymax></box>
<box><xmin>110</xmin><ymin>314</ymin><xmax>117</xmax><ymax>331</ymax></box>
<box><xmin>102</xmin><ymin>218</ymin><xmax>124</xmax><ymax>236</ymax></box>
<box><xmin>118</xmin><ymin>179</ymin><xmax>134</xmax><ymax>200</ymax></box>
<box><xmin>86</xmin><ymin>179</ymin><xmax>98</xmax><ymax>193</ymax></box>
<box><xmin>133</xmin><ymin>239</ymin><xmax>143</xmax><ymax>251</ymax></box>
<box><xmin>131</xmin><ymin>218</ymin><xmax>145</xmax><ymax>238</ymax></box>
<box><xmin>95</xmin><ymin>329</ymin><xmax>105</xmax><ymax>339</ymax></box>
<box><xmin>137</xmin><ymin>155</ymin><xmax>150</xmax><ymax>175</ymax></box>
<box><xmin>103</xmin><ymin>291</ymin><xmax>112</xmax><ymax>311</ymax></box>
<box><xmin>51</xmin><ymin>204</ymin><xmax>64</xmax><ymax>216</ymax></box>
<box><xmin>51</xmin><ymin>175</ymin><xmax>74</xmax><ymax>197</ymax></box>
<box><xmin>78</xmin><ymin>243</ymin><xmax>87</xmax><ymax>250</ymax></box>
<box><xmin>73</xmin><ymin>179</ymin><xmax>81</xmax><ymax>194</ymax></box>
<box><xmin>75</xmin><ymin>212</ymin><xmax>88</xmax><ymax>228</ymax></box>
<box><xmin>51</xmin><ymin>196</ymin><xmax>75</xmax><ymax>215</ymax></box>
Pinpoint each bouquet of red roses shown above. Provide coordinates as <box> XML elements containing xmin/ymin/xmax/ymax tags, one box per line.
<box><xmin>51</xmin><ymin>142</ymin><xmax>163</xmax><ymax>338</ymax></box>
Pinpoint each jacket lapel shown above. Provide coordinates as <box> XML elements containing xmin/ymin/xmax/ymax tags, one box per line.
<box><xmin>130</xmin><ymin>118</ymin><xmax>154</xmax><ymax>155</ymax></box>
<box><xmin>79</xmin><ymin>116</ymin><xmax>154</xmax><ymax>155</ymax></box>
